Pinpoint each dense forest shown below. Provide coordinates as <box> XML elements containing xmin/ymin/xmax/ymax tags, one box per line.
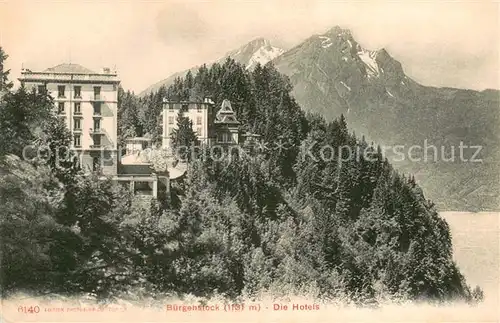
<box><xmin>0</xmin><ymin>47</ymin><xmax>484</xmax><ymax>304</ymax></box>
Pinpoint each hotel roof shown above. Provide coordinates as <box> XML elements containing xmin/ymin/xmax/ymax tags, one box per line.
<box><xmin>43</xmin><ymin>63</ymin><xmax>97</xmax><ymax>74</ymax></box>
<box><xmin>215</xmin><ymin>99</ymin><xmax>240</xmax><ymax>124</ymax></box>
<box><xmin>19</xmin><ymin>63</ymin><xmax>119</xmax><ymax>84</ymax></box>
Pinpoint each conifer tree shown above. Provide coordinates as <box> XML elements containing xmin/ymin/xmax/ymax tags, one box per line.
<box><xmin>170</xmin><ymin>113</ymin><xmax>198</xmax><ymax>160</ymax></box>
<box><xmin>0</xmin><ymin>87</ymin><xmax>57</xmax><ymax>157</ymax></box>
<box><xmin>0</xmin><ymin>47</ymin><xmax>13</xmax><ymax>93</ymax></box>
<box><xmin>117</xmin><ymin>86</ymin><xmax>144</xmax><ymax>148</ymax></box>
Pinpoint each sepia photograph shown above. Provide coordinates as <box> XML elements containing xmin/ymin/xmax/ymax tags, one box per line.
<box><xmin>0</xmin><ymin>1</ymin><xmax>499</xmax><ymax>322</ymax></box>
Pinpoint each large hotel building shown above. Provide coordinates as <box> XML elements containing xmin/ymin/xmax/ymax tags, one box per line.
<box><xmin>18</xmin><ymin>63</ymin><xmax>120</xmax><ymax>175</ymax></box>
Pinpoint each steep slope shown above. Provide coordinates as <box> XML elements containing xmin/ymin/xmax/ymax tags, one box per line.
<box><xmin>139</xmin><ymin>38</ymin><xmax>284</xmax><ymax>96</ymax></box>
<box><xmin>272</xmin><ymin>26</ymin><xmax>500</xmax><ymax>211</ymax></box>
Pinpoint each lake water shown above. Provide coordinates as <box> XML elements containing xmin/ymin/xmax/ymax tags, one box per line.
<box><xmin>440</xmin><ymin>212</ymin><xmax>499</xmax><ymax>307</ymax></box>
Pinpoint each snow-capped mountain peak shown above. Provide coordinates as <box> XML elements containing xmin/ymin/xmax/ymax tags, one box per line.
<box><xmin>357</xmin><ymin>48</ymin><xmax>380</xmax><ymax>77</ymax></box>
<box><xmin>139</xmin><ymin>38</ymin><xmax>285</xmax><ymax>96</ymax></box>
<box><xmin>316</xmin><ymin>28</ymin><xmax>385</xmax><ymax>79</ymax></box>
<box><xmin>247</xmin><ymin>44</ymin><xmax>285</xmax><ymax>70</ymax></box>
<box><xmin>223</xmin><ymin>37</ymin><xmax>285</xmax><ymax>70</ymax></box>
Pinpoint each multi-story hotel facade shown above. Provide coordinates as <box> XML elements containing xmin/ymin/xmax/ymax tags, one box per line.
<box><xmin>162</xmin><ymin>98</ymin><xmax>214</xmax><ymax>149</ymax></box>
<box><xmin>18</xmin><ymin>63</ymin><xmax>119</xmax><ymax>175</ymax></box>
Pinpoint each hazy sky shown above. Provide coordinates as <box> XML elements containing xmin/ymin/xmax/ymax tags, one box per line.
<box><xmin>1</xmin><ymin>0</ymin><xmax>498</xmax><ymax>93</ymax></box>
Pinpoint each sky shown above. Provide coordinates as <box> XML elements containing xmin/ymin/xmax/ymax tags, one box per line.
<box><xmin>1</xmin><ymin>0</ymin><xmax>498</xmax><ymax>93</ymax></box>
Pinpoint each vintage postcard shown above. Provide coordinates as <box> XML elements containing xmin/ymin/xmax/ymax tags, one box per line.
<box><xmin>0</xmin><ymin>0</ymin><xmax>499</xmax><ymax>322</ymax></box>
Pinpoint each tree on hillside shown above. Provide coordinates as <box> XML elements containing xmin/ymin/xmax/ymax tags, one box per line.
<box><xmin>0</xmin><ymin>47</ymin><xmax>13</xmax><ymax>92</ymax></box>
<box><xmin>0</xmin><ymin>155</ymin><xmax>70</xmax><ymax>294</ymax></box>
<box><xmin>117</xmin><ymin>86</ymin><xmax>144</xmax><ymax>148</ymax></box>
<box><xmin>170</xmin><ymin>113</ymin><xmax>198</xmax><ymax>160</ymax></box>
<box><xmin>140</xmin><ymin>86</ymin><xmax>166</xmax><ymax>144</ymax></box>
<box><xmin>0</xmin><ymin>86</ymin><xmax>78</xmax><ymax>183</ymax></box>
<box><xmin>0</xmin><ymin>154</ymin><xmax>138</xmax><ymax>297</ymax></box>
<box><xmin>0</xmin><ymin>87</ymin><xmax>57</xmax><ymax>157</ymax></box>
<box><xmin>149</xmin><ymin>148</ymin><xmax>170</xmax><ymax>175</ymax></box>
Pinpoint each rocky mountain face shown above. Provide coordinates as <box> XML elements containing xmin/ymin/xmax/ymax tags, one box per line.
<box><xmin>140</xmin><ymin>26</ymin><xmax>499</xmax><ymax>211</ymax></box>
<box><xmin>139</xmin><ymin>38</ymin><xmax>285</xmax><ymax>96</ymax></box>
<box><xmin>272</xmin><ymin>26</ymin><xmax>499</xmax><ymax>211</ymax></box>
<box><xmin>224</xmin><ymin>37</ymin><xmax>285</xmax><ymax>70</ymax></box>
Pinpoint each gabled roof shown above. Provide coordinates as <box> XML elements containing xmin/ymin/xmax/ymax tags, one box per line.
<box><xmin>218</xmin><ymin>99</ymin><xmax>235</xmax><ymax>114</ymax></box>
<box><xmin>216</xmin><ymin>115</ymin><xmax>240</xmax><ymax>124</ymax></box>
<box><xmin>215</xmin><ymin>99</ymin><xmax>240</xmax><ymax>125</ymax></box>
<box><xmin>43</xmin><ymin>63</ymin><xmax>96</xmax><ymax>74</ymax></box>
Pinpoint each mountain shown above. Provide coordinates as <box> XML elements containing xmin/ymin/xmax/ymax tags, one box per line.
<box><xmin>140</xmin><ymin>26</ymin><xmax>499</xmax><ymax>211</ymax></box>
<box><xmin>139</xmin><ymin>38</ymin><xmax>285</xmax><ymax>96</ymax></box>
<box><xmin>223</xmin><ymin>37</ymin><xmax>285</xmax><ymax>70</ymax></box>
<box><xmin>272</xmin><ymin>26</ymin><xmax>500</xmax><ymax>211</ymax></box>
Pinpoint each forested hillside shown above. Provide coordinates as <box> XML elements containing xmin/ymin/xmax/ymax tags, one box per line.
<box><xmin>0</xmin><ymin>48</ymin><xmax>482</xmax><ymax>304</ymax></box>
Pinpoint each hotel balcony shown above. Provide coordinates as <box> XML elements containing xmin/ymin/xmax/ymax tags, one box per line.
<box><xmin>89</xmin><ymin>128</ymin><xmax>105</xmax><ymax>135</ymax></box>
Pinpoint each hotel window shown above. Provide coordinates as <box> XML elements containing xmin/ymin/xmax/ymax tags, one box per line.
<box><xmin>181</xmin><ymin>104</ymin><xmax>188</xmax><ymax>113</ymax></box>
<box><xmin>73</xmin><ymin>134</ymin><xmax>81</xmax><ymax>147</ymax></box>
<box><xmin>93</xmin><ymin>135</ymin><xmax>101</xmax><ymax>147</ymax></box>
<box><xmin>168</xmin><ymin>103</ymin><xmax>174</xmax><ymax>110</ymax></box>
<box><xmin>57</xmin><ymin>85</ymin><xmax>65</xmax><ymax>98</ymax></box>
<box><xmin>74</xmin><ymin>102</ymin><xmax>81</xmax><ymax>114</ymax></box>
<box><xmin>37</xmin><ymin>84</ymin><xmax>46</xmax><ymax>94</ymax></box>
<box><xmin>92</xmin><ymin>156</ymin><xmax>100</xmax><ymax>171</ymax></box>
<box><xmin>196</xmin><ymin>103</ymin><xmax>202</xmax><ymax>112</ymax></box>
<box><xmin>93</xmin><ymin>86</ymin><xmax>101</xmax><ymax>100</ymax></box>
<box><xmin>93</xmin><ymin>119</ymin><xmax>101</xmax><ymax>131</ymax></box>
<box><xmin>168</xmin><ymin>116</ymin><xmax>174</xmax><ymax>124</ymax></box>
<box><xmin>196</xmin><ymin>116</ymin><xmax>202</xmax><ymax>125</ymax></box>
<box><xmin>93</xmin><ymin>102</ymin><xmax>101</xmax><ymax>115</ymax></box>
<box><xmin>196</xmin><ymin>127</ymin><xmax>202</xmax><ymax>136</ymax></box>
<box><xmin>217</xmin><ymin>133</ymin><xmax>224</xmax><ymax>143</ymax></box>
<box><xmin>74</xmin><ymin>86</ymin><xmax>81</xmax><ymax>98</ymax></box>
<box><xmin>74</xmin><ymin>118</ymin><xmax>81</xmax><ymax>130</ymax></box>
<box><xmin>224</xmin><ymin>132</ymin><xmax>231</xmax><ymax>143</ymax></box>
<box><xmin>58</xmin><ymin>102</ymin><xmax>65</xmax><ymax>114</ymax></box>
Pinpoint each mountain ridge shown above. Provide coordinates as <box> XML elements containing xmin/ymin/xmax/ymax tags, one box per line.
<box><xmin>139</xmin><ymin>26</ymin><xmax>500</xmax><ymax>211</ymax></box>
<box><xmin>139</xmin><ymin>37</ymin><xmax>285</xmax><ymax>97</ymax></box>
<box><xmin>272</xmin><ymin>26</ymin><xmax>499</xmax><ymax>211</ymax></box>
